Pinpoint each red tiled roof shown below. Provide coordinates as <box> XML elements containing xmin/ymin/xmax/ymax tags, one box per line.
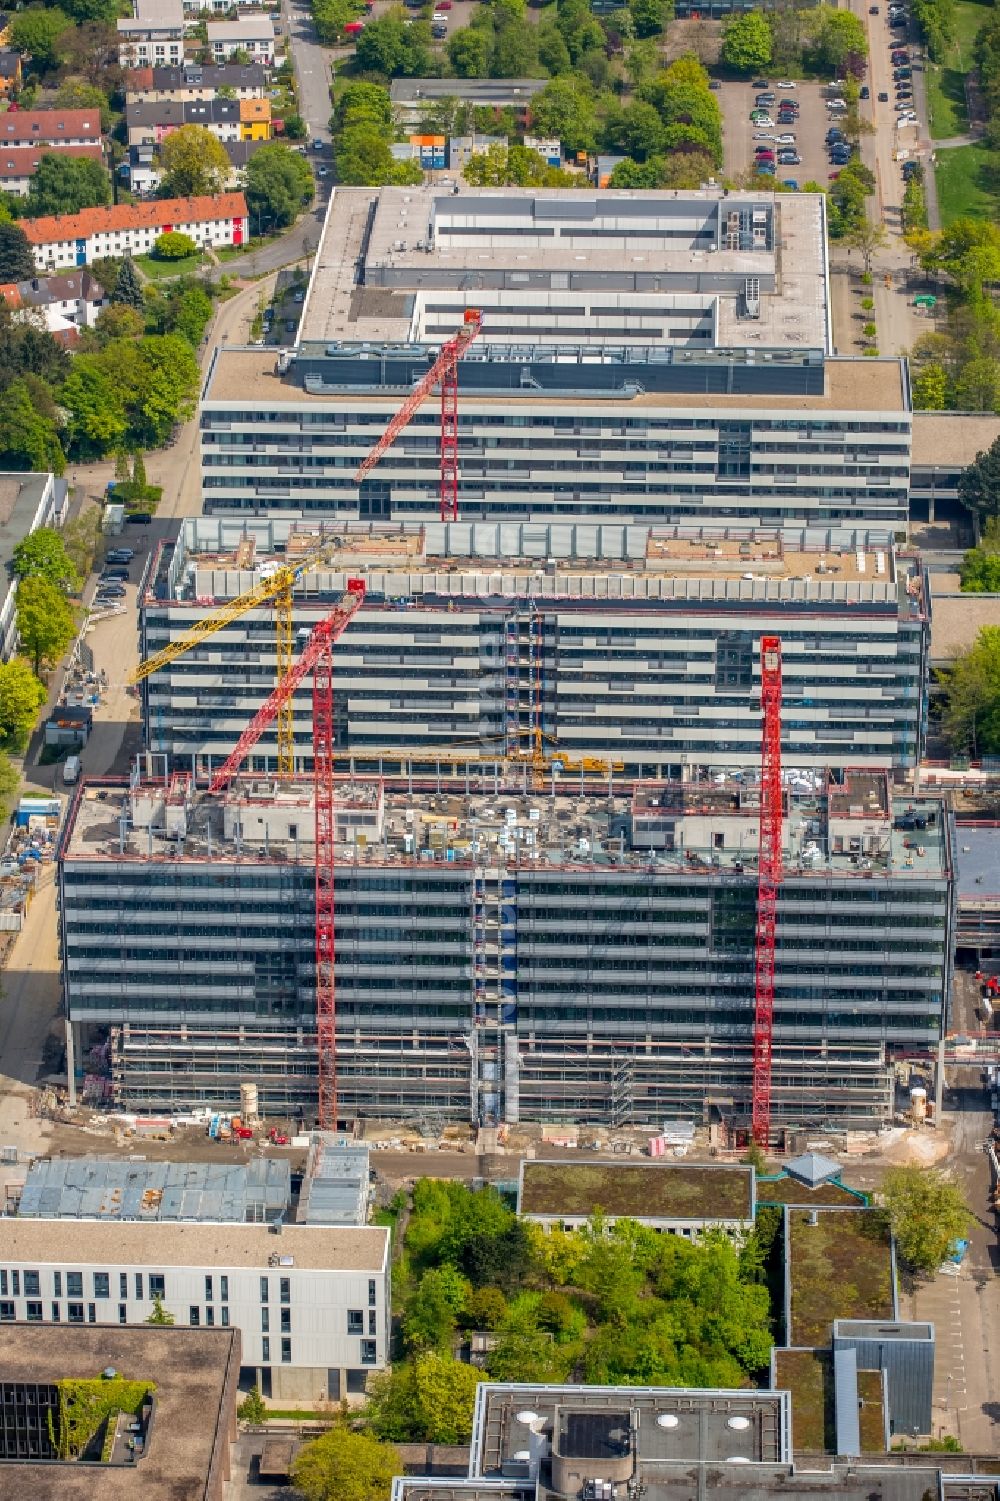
<box><xmin>125</xmin><ymin>66</ymin><xmax>154</xmax><ymax>89</ymax></box>
<box><xmin>0</xmin><ymin>109</ymin><xmax>101</xmax><ymax>144</ymax></box>
<box><xmin>0</xmin><ymin>145</ymin><xmax>103</xmax><ymax>177</ymax></box>
<box><xmin>0</xmin><ymin>283</ymin><xmax>21</xmax><ymax>308</ymax></box>
<box><xmin>22</xmin><ymin>192</ymin><xmax>248</xmax><ymax>245</ymax></box>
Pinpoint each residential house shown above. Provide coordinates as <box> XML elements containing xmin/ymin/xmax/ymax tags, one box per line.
<box><xmin>0</xmin><ymin>144</ymin><xmax>104</xmax><ymax>197</ymax></box>
<box><xmin>125</xmin><ymin>137</ymin><xmax>266</xmax><ymax>194</ymax></box>
<box><xmin>126</xmin><ymin>96</ymin><xmax>269</xmax><ymax>148</ymax></box>
<box><xmin>0</xmin><ymin>49</ymin><xmax>21</xmax><ymax>97</ymax></box>
<box><xmin>22</xmin><ymin>192</ymin><xmax>248</xmax><ymax>270</ymax></box>
<box><xmin>124</xmin><ymin>61</ymin><xmax>267</xmax><ymax>100</ymax></box>
<box><xmin>117</xmin><ymin>0</ymin><xmax>186</xmax><ymax>68</ymax></box>
<box><xmin>0</xmin><ymin>271</ymin><xmax>106</xmax><ymax>339</ymax></box>
<box><xmin>205</xmin><ymin>16</ymin><xmax>275</xmax><ymax>64</ymax></box>
<box><xmin>0</xmin><ymin>110</ymin><xmax>102</xmax><ymax>151</ymax></box>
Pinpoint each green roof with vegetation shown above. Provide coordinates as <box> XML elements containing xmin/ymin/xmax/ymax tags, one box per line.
<box><xmin>857</xmin><ymin>1369</ymin><xmax>887</xmax><ymax>1452</ymax></box>
<box><xmin>788</xmin><ymin>1209</ymin><xmax>894</xmax><ymax>1348</ymax></box>
<box><xmin>757</xmin><ymin>1178</ymin><xmax>864</xmax><ymax>1207</ymax></box>
<box><xmin>519</xmin><ymin>1162</ymin><xmax>753</xmax><ymax>1220</ymax></box>
<box><xmin>774</xmin><ymin>1349</ymin><xmax>833</xmax><ymax>1452</ymax></box>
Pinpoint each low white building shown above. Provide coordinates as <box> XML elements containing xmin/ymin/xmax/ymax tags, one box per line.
<box><xmin>118</xmin><ymin>0</ymin><xmax>186</xmax><ymax>67</ymax></box>
<box><xmin>0</xmin><ymin>1217</ymin><xmax>390</xmax><ymax>1404</ymax></box>
<box><xmin>22</xmin><ymin>191</ymin><xmax>248</xmax><ymax>271</ymax></box>
<box><xmin>206</xmin><ymin>16</ymin><xmax>275</xmax><ymax>63</ymax></box>
<box><xmin>0</xmin><ymin>472</ymin><xmax>67</xmax><ymax>660</ymax></box>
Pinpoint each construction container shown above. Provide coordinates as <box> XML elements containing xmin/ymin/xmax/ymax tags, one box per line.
<box><xmin>910</xmin><ymin>1086</ymin><xmax>927</xmax><ymax>1122</ymax></box>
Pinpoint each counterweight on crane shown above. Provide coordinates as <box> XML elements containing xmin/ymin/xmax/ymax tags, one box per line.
<box><xmin>353</xmin><ymin>310</ymin><xmax>482</xmax><ymax>523</ymax></box>
<box><xmin>209</xmin><ymin>580</ymin><xmax>367</xmax><ymax>1131</ymax></box>
<box><xmin>751</xmin><ymin>635</ymin><xmax>782</xmax><ymax>1149</ymax></box>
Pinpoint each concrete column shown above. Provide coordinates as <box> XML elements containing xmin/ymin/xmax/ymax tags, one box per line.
<box><xmin>65</xmin><ymin>1018</ymin><xmax>76</xmax><ymax>1107</ymax></box>
<box><xmin>935</xmin><ymin>1030</ymin><xmax>946</xmax><ymax>1124</ymax></box>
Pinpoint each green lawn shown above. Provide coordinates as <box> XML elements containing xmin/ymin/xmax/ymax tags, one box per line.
<box><xmin>926</xmin><ymin>0</ymin><xmax>993</xmax><ymax>138</ymax></box>
<box><xmin>134</xmin><ymin>250</ymin><xmax>205</xmax><ymax>280</ymax></box>
<box><xmin>935</xmin><ymin>141</ymin><xmax>1000</xmax><ymax>222</ymax></box>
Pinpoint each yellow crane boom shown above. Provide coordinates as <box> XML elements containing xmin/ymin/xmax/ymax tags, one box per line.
<box><xmin>130</xmin><ymin>547</ymin><xmax>344</xmax><ymax>776</ymax></box>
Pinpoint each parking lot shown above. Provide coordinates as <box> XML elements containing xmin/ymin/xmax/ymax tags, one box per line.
<box><xmin>720</xmin><ymin>79</ymin><xmax>847</xmax><ymax>189</ymax></box>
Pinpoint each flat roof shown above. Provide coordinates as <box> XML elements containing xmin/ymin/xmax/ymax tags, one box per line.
<box><xmin>0</xmin><ymin>472</ymin><xmax>51</xmax><ymax>581</ymax></box>
<box><xmin>17</xmin><ymin>1155</ymin><xmax>290</xmax><ymax>1223</ymax></box>
<box><xmin>953</xmin><ymin>827</ymin><xmax>1000</xmax><ymax>901</ymax></box>
<box><xmin>929</xmin><ymin>576</ymin><xmax>1000</xmax><ymax>664</ymax></box>
<box><xmin>473</xmin><ymin>1383</ymin><xmax>791</xmax><ymax>1472</ymax></box>
<box><xmin>518</xmin><ymin>1161</ymin><xmax>753</xmax><ymax>1221</ymax></box>
<box><xmin>787</xmin><ymin>1209</ymin><xmax>895</xmax><ymax>1348</ymax></box>
<box><xmin>302</xmin><ymin>186</ymin><xmax>830</xmax><ymax>354</ymax></box>
<box><xmin>204</xmin><ymin>345</ymin><xmax>907</xmax><ymax>413</ymax></box>
<box><xmin>390</xmin><ymin>79</ymin><xmax>546</xmax><ymax>102</ymax></box>
<box><xmin>0</xmin><ymin>1324</ymin><xmax>236</xmax><ymax>1500</ymax></box>
<box><xmin>0</xmin><ymin>1216</ymin><xmax>388</xmax><ymax>1272</ymax></box>
<box><xmin>61</xmin><ymin>778</ymin><xmax>950</xmax><ymax>881</ymax></box>
<box><xmin>910</xmin><ymin>411</ymin><xmax>1000</xmax><ymax>469</ymax></box>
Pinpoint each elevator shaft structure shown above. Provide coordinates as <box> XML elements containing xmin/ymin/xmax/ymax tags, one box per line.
<box><xmin>752</xmin><ymin>635</ymin><xmax>783</xmax><ymax>1148</ymax></box>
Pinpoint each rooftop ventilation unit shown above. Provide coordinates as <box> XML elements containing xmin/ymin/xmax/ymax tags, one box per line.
<box><xmin>744</xmin><ymin>277</ymin><xmax>761</xmax><ymax>320</ymax></box>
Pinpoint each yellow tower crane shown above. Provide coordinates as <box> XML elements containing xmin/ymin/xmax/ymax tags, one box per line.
<box><xmin>129</xmin><ymin>545</ymin><xmax>343</xmax><ymax>776</ymax></box>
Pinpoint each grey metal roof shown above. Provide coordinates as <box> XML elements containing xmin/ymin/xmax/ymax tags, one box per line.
<box><xmin>784</xmin><ymin>1151</ymin><xmax>843</xmax><ymax>1187</ymax></box>
<box><xmin>17</xmin><ymin>1156</ymin><xmax>291</xmax><ymax>1223</ymax></box>
<box><xmin>298</xmin><ymin>1136</ymin><xmax>370</xmax><ymax>1226</ymax></box>
<box><xmin>833</xmin><ymin>1346</ymin><xmax>861</xmax><ymax>1458</ymax></box>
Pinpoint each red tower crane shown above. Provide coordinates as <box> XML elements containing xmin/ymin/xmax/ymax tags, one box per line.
<box><xmin>209</xmin><ymin>580</ymin><xmax>366</xmax><ymax>1131</ymax></box>
<box><xmin>353</xmin><ymin>310</ymin><xmax>482</xmax><ymax>523</ymax></box>
<box><xmin>751</xmin><ymin>635</ymin><xmax>783</xmax><ymax>1149</ymax></box>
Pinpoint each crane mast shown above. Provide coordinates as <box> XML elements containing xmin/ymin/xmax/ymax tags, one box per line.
<box><xmin>208</xmin><ymin>581</ymin><xmax>366</xmax><ymax>1130</ymax></box>
<box><xmin>751</xmin><ymin>636</ymin><xmax>782</xmax><ymax>1149</ymax></box>
<box><xmin>353</xmin><ymin>310</ymin><xmax>482</xmax><ymax>522</ymax></box>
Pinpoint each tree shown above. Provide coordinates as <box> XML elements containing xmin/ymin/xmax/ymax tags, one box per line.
<box><xmin>145</xmin><ymin>1293</ymin><xmax>175</xmax><ymax>1325</ymax></box>
<box><xmin>92</xmin><ymin>304</ymin><xmax>145</xmax><ymax>347</ymax></box>
<box><xmin>57</xmin><ymin>18</ymin><xmax>120</xmax><ymax>89</ymax></box>
<box><xmin>153</xmin><ymin>230</ymin><xmax>199</xmax><ymax>261</ymax></box>
<box><xmin>806</xmin><ymin>6</ymin><xmax>868</xmax><ymax>69</ymax></box>
<box><xmin>158</xmin><ymin>124</ymin><xmax>231</xmax><ymax>198</ymax></box>
<box><xmin>16</xmin><ymin>576</ymin><xmax>77</xmax><ymax>677</ymax></box>
<box><xmin>448</xmin><ymin>26</ymin><xmax>491</xmax><ymax>77</ymax></box>
<box><xmin>236</xmin><ymin>1384</ymin><xmax>266</xmax><ymax>1423</ymax></box>
<box><xmin>334</xmin><ymin>81</ymin><xmax>394</xmax><ymax>131</ymax></box>
<box><xmin>939</xmin><ymin>626</ymin><xmax>1000</xmax><ymax>756</ymax></box>
<box><xmin>911</xmin><ymin>0</ymin><xmax>954</xmax><ymax>61</ymax></box>
<box><xmin>604</xmin><ymin>100</ymin><xmax>667</xmax><ymax>160</ymax></box>
<box><xmin>367</xmin><ymin>1353</ymin><xmax>481</xmax><ymax>1444</ymax></box>
<box><xmin>61</xmin><ymin>357</ymin><xmax>128</xmax><ymax>456</ymax></box>
<box><xmin>403</xmin><ymin>1265</ymin><xmax>470</xmax><ymax>1352</ymax></box>
<box><xmin>292</xmin><ymin>1424</ymin><xmax>401</xmax><ymax>1501</ymax></box>
<box><xmin>0</xmin><ymin>381</ymin><xmax>64</xmax><ymax>475</ymax></box>
<box><xmin>0</xmin><ymin>658</ymin><xmax>46</xmax><ymax>752</ymax></box>
<box><xmin>110</xmin><ymin>258</ymin><xmax>145</xmax><ymax>312</ymax></box>
<box><xmin>9</xmin><ymin>7</ymin><xmax>71</xmax><ymax>70</ymax></box>
<box><xmin>921</xmin><ymin>219</ymin><xmax>1000</xmax><ymax>301</ymax></box>
<box><xmin>958</xmin><ymin>435</ymin><xmax>1000</xmax><ymax>522</ymax></box>
<box><xmin>26</xmin><ymin>153</ymin><xmax>110</xmax><ymax>217</ymax></box>
<box><xmin>12</xmin><ymin>527</ymin><xmax>78</xmax><ymax>593</ymax></box>
<box><xmin>61</xmin><ymin>505</ymin><xmax>102</xmax><ymax>582</ymax></box>
<box><xmin>245</xmin><ymin>143</ymin><xmax>314</xmax><ymax>231</ymax></box>
<box><xmin>960</xmin><ymin>526</ymin><xmax>1000</xmax><ymax>592</ymax></box>
<box><xmin>463</xmin><ymin>144</ymin><xmax>577</xmax><ymax>186</ymax></box>
<box><xmin>313</xmin><ymin>0</ymin><xmax>365</xmax><ymax>45</ymax></box>
<box><xmin>0</xmin><ymin>224</ymin><xmax>36</xmax><ymax>285</ymax></box>
<box><xmin>528</xmin><ymin>77</ymin><xmax>599</xmax><ymax>156</ymax></box>
<box><xmin>880</xmin><ymin>1167</ymin><xmax>971</xmax><ymax>1274</ymax></box>
<box><xmin>721</xmin><ymin>10</ymin><xmax>772</xmax><ymax>72</ymax></box>
<box><xmin>630</xmin><ymin>0</ymin><xmax>669</xmax><ymax>40</ymax></box>
<box><xmin>335</xmin><ymin>125</ymin><xmax>422</xmax><ymax>187</ymax></box>
<box><xmin>912</xmin><ymin>361</ymin><xmax>949</xmax><ymax>410</ymax></box>
<box><xmin>845</xmin><ymin>216</ymin><xmax>887</xmax><ymax>277</ymax></box>
<box><xmin>355</xmin><ymin>9</ymin><xmax>432</xmax><ymax>76</ymax></box>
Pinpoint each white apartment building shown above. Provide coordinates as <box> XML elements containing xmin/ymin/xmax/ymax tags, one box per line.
<box><xmin>0</xmin><ymin>1219</ymin><xmax>390</xmax><ymax>1404</ymax></box>
<box><xmin>118</xmin><ymin>0</ymin><xmax>186</xmax><ymax>67</ymax></box>
<box><xmin>22</xmin><ymin>192</ymin><xmax>248</xmax><ymax>271</ymax></box>
<box><xmin>206</xmin><ymin>16</ymin><xmax>275</xmax><ymax>63</ymax></box>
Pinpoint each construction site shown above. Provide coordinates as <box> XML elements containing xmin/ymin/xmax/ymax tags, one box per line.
<box><xmin>57</xmin><ymin>764</ymin><xmax>952</xmax><ymax>1137</ymax></box>
<box><xmin>137</xmin><ymin>517</ymin><xmax>929</xmax><ymax>774</ymax></box>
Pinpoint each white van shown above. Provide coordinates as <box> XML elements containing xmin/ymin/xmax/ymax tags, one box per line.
<box><xmin>63</xmin><ymin>755</ymin><xmax>81</xmax><ymax>785</ymax></box>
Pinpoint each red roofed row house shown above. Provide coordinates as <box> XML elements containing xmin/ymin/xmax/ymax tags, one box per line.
<box><xmin>0</xmin><ymin>110</ymin><xmax>105</xmax><ymax>196</ymax></box>
<box><xmin>22</xmin><ymin>193</ymin><xmax>248</xmax><ymax>271</ymax></box>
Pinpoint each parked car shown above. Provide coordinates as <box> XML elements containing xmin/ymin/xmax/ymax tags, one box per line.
<box><xmin>860</xmin><ymin>85</ymin><xmax>870</xmax><ymax>98</ymax></box>
<box><xmin>96</xmin><ymin>584</ymin><xmax>126</xmax><ymax>599</ymax></box>
<box><xmin>756</xmin><ymin>162</ymin><xmax>776</xmax><ymax>174</ymax></box>
<box><xmin>775</xmin><ymin>133</ymin><xmax>796</xmax><ymax>143</ymax></box>
<box><xmin>105</xmin><ymin>548</ymin><xmax>134</xmax><ymax>563</ymax></box>
<box><xmin>778</xmin><ymin>152</ymin><xmax>801</xmax><ymax>165</ymax></box>
<box><xmin>878</xmin><ymin>90</ymin><xmax>889</xmax><ymax>101</ymax></box>
<box><xmin>783</xmin><ymin>178</ymin><xmax>799</xmax><ymax>188</ymax></box>
<box><xmin>825</xmin><ymin>127</ymin><xmax>845</xmax><ymax>141</ymax></box>
<box><xmin>776</xmin><ymin>79</ymin><xmax>796</xmax><ymax>88</ymax></box>
<box><xmin>751</xmin><ymin>78</ymin><xmax>769</xmax><ymax>89</ymax></box>
<box><xmin>125</xmin><ymin>512</ymin><xmax>152</xmax><ymax>525</ymax></box>
<box><xmin>869</xmin><ymin>4</ymin><xmax>879</xmax><ymax>12</ymax></box>
<box><xmin>709</xmin><ymin>79</ymin><xmax>720</xmax><ymax>89</ymax></box>
<box><xmin>753</xmin><ymin>132</ymin><xmax>775</xmax><ymax>140</ymax></box>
